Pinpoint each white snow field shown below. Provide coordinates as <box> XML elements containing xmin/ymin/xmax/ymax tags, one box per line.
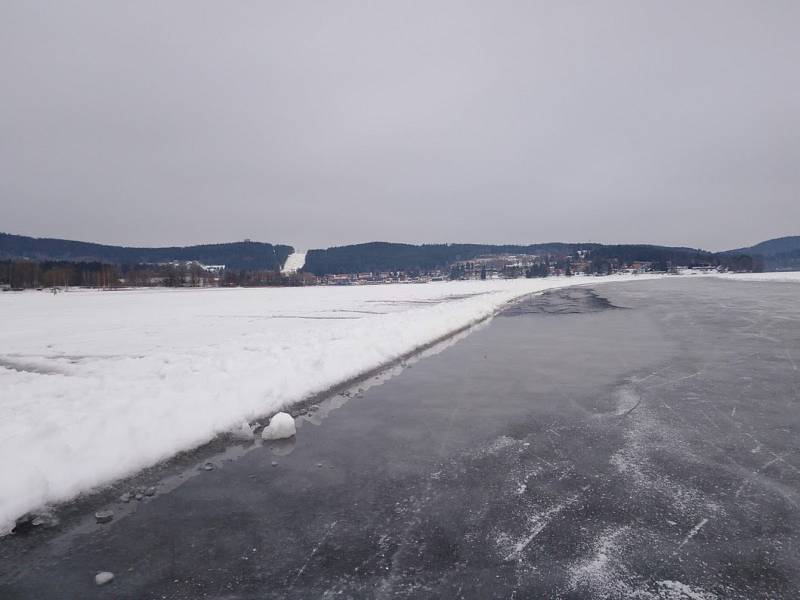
<box><xmin>1</xmin><ymin>274</ymin><xmax>661</xmax><ymax>532</ymax></box>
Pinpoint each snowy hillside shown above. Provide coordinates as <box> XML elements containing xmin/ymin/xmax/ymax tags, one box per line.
<box><xmin>281</xmin><ymin>251</ymin><xmax>307</xmax><ymax>273</ymax></box>
<box><xmin>0</xmin><ymin>275</ymin><xmax>660</xmax><ymax>532</ymax></box>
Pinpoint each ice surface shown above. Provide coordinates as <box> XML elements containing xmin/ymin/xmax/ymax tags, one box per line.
<box><xmin>0</xmin><ymin>274</ymin><xmax>665</xmax><ymax>532</ymax></box>
<box><xmin>261</xmin><ymin>412</ymin><xmax>296</xmax><ymax>440</ymax></box>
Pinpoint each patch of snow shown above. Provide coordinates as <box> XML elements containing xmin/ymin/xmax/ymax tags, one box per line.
<box><xmin>261</xmin><ymin>412</ymin><xmax>296</xmax><ymax>440</ymax></box>
<box><xmin>711</xmin><ymin>271</ymin><xmax>800</xmax><ymax>284</ymax></box>
<box><xmin>568</xmin><ymin>529</ymin><xmax>719</xmax><ymax>599</ymax></box>
<box><xmin>0</xmin><ymin>274</ymin><xmax>665</xmax><ymax>533</ymax></box>
<box><xmin>656</xmin><ymin>580</ymin><xmax>717</xmax><ymax>599</ymax></box>
<box><xmin>567</xmin><ymin>526</ymin><xmax>638</xmax><ymax>597</ymax></box>
<box><xmin>232</xmin><ymin>421</ymin><xmax>255</xmax><ymax>440</ymax></box>
<box><xmin>609</xmin><ymin>382</ymin><xmax>719</xmax><ymax>518</ymax></box>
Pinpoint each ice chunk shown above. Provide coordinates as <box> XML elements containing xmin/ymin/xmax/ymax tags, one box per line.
<box><xmin>95</xmin><ymin>572</ymin><xmax>114</xmax><ymax>586</ymax></box>
<box><xmin>232</xmin><ymin>421</ymin><xmax>255</xmax><ymax>440</ymax></box>
<box><xmin>94</xmin><ymin>510</ymin><xmax>114</xmax><ymax>524</ymax></box>
<box><xmin>261</xmin><ymin>412</ymin><xmax>296</xmax><ymax>440</ymax></box>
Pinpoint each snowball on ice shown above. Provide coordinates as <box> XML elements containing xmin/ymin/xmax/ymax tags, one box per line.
<box><xmin>261</xmin><ymin>412</ymin><xmax>296</xmax><ymax>440</ymax></box>
<box><xmin>0</xmin><ymin>274</ymin><xmax>670</xmax><ymax>533</ymax></box>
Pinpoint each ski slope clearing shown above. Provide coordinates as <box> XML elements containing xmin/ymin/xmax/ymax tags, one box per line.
<box><xmin>1</xmin><ymin>275</ymin><xmax>657</xmax><ymax>532</ymax></box>
<box><xmin>281</xmin><ymin>251</ymin><xmax>306</xmax><ymax>273</ymax></box>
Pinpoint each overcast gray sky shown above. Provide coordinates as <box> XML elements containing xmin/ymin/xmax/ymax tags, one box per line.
<box><xmin>1</xmin><ymin>1</ymin><xmax>798</xmax><ymax>251</ymax></box>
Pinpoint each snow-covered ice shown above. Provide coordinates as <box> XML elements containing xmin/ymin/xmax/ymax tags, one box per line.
<box><xmin>0</xmin><ymin>274</ymin><xmax>663</xmax><ymax>532</ymax></box>
<box><xmin>261</xmin><ymin>412</ymin><xmax>296</xmax><ymax>440</ymax></box>
<box><xmin>710</xmin><ymin>271</ymin><xmax>800</xmax><ymax>284</ymax></box>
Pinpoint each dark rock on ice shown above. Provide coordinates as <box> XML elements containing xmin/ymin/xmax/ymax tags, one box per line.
<box><xmin>94</xmin><ymin>510</ymin><xmax>114</xmax><ymax>524</ymax></box>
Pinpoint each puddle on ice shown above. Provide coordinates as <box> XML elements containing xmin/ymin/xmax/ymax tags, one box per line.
<box><xmin>500</xmin><ymin>287</ymin><xmax>626</xmax><ymax>317</ymax></box>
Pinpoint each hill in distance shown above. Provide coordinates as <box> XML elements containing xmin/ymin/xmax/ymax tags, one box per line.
<box><xmin>724</xmin><ymin>236</ymin><xmax>800</xmax><ymax>271</ymax></box>
<box><xmin>0</xmin><ymin>232</ymin><xmax>293</xmax><ymax>271</ymax></box>
<box><xmin>3</xmin><ymin>232</ymin><xmax>793</xmax><ymax>275</ymax></box>
<box><xmin>728</xmin><ymin>235</ymin><xmax>800</xmax><ymax>256</ymax></box>
<box><xmin>303</xmin><ymin>242</ymin><xmax>600</xmax><ymax>276</ymax></box>
<box><xmin>302</xmin><ymin>241</ymin><xmax>725</xmax><ymax>275</ymax></box>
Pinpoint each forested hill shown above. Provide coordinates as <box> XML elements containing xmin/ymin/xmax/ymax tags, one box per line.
<box><xmin>723</xmin><ymin>236</ymin><xmax>800</xmax><ymax>271</ymax></box>
<box><xmin>727</xmin><ymin>236</ymin><xmax>800</xmax><ymax>256</ymax></box>
<box><xmin>4</xmin><ymin>233</ymin><xmax>787</xmax><ymax>274</ymax></box>
<box><xmin>303</xmin><ymin>242</ymin><xmax>750</xmax><ymax>275</ymax></box>
<box><xmin>0</xmin><ymin>233</ymin><xmax>293</xmax><ymax>270</ymax></box>
<box><xmin>586</xmin><ymin>245</ymin><xmax>715</xmax><ymax>265</ymax></box>
<box><xmin>304</xmin><ymin>242</ymin><xmax>600</xmax><ymax>275</ymax></box>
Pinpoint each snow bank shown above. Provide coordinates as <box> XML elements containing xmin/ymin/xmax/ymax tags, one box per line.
<box><xmin>710</xmin><ymin>271</ymin><xmax>800</xmax><ymax>284</ymax></box>
<box><xmin>0</xmin><ymin>274</ymin><xmax>657</xmax><ymax>532</ymax></box>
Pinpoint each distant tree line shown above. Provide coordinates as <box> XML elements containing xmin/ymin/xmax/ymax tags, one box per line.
<box><xmin>525</xmin><ymin>258</ymin><xmax>552</xmax><ymax>278</ymax></box>
<box><xmin>305</xmin><ymin>242</ymin><xmax>599</xmax><ymax>275</ymax></box>
<box><xmin>586</xmin><ymin>245</ymin><xmax>709</xmax><ymax>267</ymax></box>
<box><xmin>0</xmin><ymin>260</ymin><xmax>315</xmax><ymax>290</ymax></box>
<box><xmin>310</xmin><ymin>241</ymin><xmax>766</xmax><ymax>279</ymax></box>
<box><xmin>444</xmin><ymin>247</ymin><xmax>760</xmax><ymax>281</ymax></box>
<box><xmin>766</xmin><ymin>249</ymin><xmax>800</xmax><ymax>271</ymax></box>
<box><xmin>219</xmin><ymin>269</ymin><xmax>314</xmax><ymax>287</ymax></box>
<box><xmin>1</xmin><ymin>260</ymin><xmax>121</xmax><ymax>289</ymax></box>
<box><xmin>305</xmin><ymin>242</ymin><xmax>740</xmax><ymax>277</ymax></box>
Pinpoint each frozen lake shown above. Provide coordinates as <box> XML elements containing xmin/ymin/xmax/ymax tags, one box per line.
<box><xmin>2</xmin><ymin>277</ymin><xmax>799</xmax><ymax>598</ymax></box>
<box><xmin>0</xmin><ymin>275</ymin><xmax>661</xmax><ymax>533</ymax></box>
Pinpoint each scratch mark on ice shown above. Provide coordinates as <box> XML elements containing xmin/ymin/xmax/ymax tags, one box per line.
<box><xmin>646</xmin><ymin>370</ymin><xmax>703</xmax><ymax>389</ymax></box>
<box><xmin>287</xmin><ymin>520</ymin><xmax>339</xmax><ymax>586</ymax></box>
<box><xmin>786</xmin><ymin>348</ymin><xmax>798</xmax><ymax>371</ymax></box>
<box><xmin>675</xmin><ymin>518</ymin><xmax>708</xmax><ymax>553</ymax></box>
<box><xmin>506</xmin><ymin>485</ymin><xmax>590</xmax><ymax>561</ymax></box>
<box><xmin>735</xmin><ymin>453</ymin><xmax>787</xmax><ymax>497</ymax></box>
